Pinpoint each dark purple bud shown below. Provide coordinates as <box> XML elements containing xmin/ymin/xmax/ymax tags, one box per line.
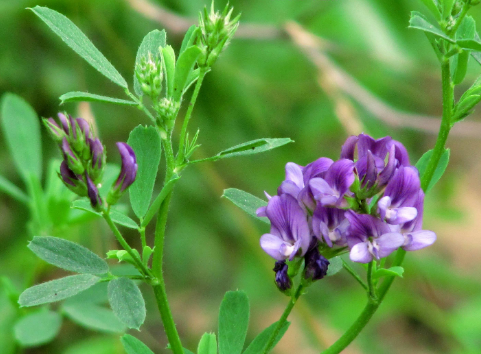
<box><xmin>61</xmin><ymin>138</ymin><xmax>84</xmax><ymax>174</ymax></box>
<box><xmin>57</xmin><ymin>113</ymin><xmax>70</xmax><ymax>133</ymax></box>
<box><xmin>88</xmin><ymin>138</ymin><xmax>105</xmax><ymax>183</ymax></box>
<box><xmin>304</xmin><ymin>247</ymin><xmax>330</xmax><ymax>281</ymax></box>
<box><xmin>115</xmin><ymin>142</ymin><xmax>137</xmax><ymax>192</ymax></box>
<box><xmin>87</xmin><ymin>175</ymin><xmax>102</xmax><ymax>210</ymax></box>
<box><xmin>273</xmin><ymin>261</ymin><xmax>292</xmax><ymax>291</ymax></box>
<box><xmin>59</xmin><ymin>161</ymin><xmax>87</xmax><ymax>196</ymax></box>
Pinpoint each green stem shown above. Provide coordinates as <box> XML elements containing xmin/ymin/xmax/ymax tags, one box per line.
<box><xmin>175</xmin><ymin>68</ymin><xmax>208</xmax><ymax>166</ymax></box>
<box><xmin>342</xmin><ymin>259</ymin><xmax>368</xmax><ymax>291</ymax></box>
<box><xmin>139</xmin><ymin>224</ymin><xmax>147</xmax><ymax>250</ymax></box>
<box><xmin>102</xmin><ymin>209</ymin><xmax>151</xmax><ymax>277</ymax></box>
<box><xmin>262</xmin><ymin>284</ymin><xmax>304</xmax><ymax>354</ymax></box>
<box><xmin>319</xmin><ymin>50</ymin><xmax>454</xmax><ymax>354</ymax></box>
<box><xmin>125</xmin><ymin>89</ymin><xmax>157</xmax><ymax>124</ymax></box>
<box><xmin>448</xmin><ymin>2</ymin><xmax>471</xmax><ymax>37</ymax></box>
<box><xmin>366</xmin><ymin>261</ymin><xmax>377</xmax><ymax>301</ymax></box>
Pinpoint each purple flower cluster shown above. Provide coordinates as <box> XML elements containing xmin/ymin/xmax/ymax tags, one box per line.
<box><xmin>44</xmin><ymin>113</ymin><xmax>138</xmax><ymax>209</ymax></box>
<box><xmin>257</xmin><ymin>134</ymin><xmax>436</xmax><ymax>288</ymax></box>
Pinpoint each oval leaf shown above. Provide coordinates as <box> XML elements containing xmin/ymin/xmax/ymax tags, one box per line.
<box><xmin>30</xmin><ymin>6</ymin><xmax>127</xmax><ymax>88</ymax></box>
<box><xmin>218</xmin><ymin>291</ymin><xmax>249</xmax><ymax>354</ymax></box>
<box><xmin>173</xmin><ymin>46</ymin><xmax>201</xmax><ymax>102</ymax></box>
<box><xmin>222</xmin><ymin>188</ymin><xmax>268</xmax><ymax>224</ymax></box>
<box><xmin>28</xmin><ymin>236</ymin><xmax>108</xmax><ymax>274</ymax></box>
<box><xmin>121</xmin><ymin>334</ymin><xmax>154</xmax><ymax>354</ymax></box>
<box><xmin>18</xmin><ymin>274</ymin><xmax>100</xmax><ymax>307</ymax></box>
<box><xmin>243</xmin><ymin>321</ymin><xmax>290</xmax><ymax>354</ymax></box>
<box><xmin>161</xmin><ymin>45</ymin><xmax>176</xmax><ymax>98</ymax></box>
<box><xmin>198</xmin><ymin>333</ymin><xmax>217</xmax><ymax>354</ymax></box>
<box><xmin>128</xmin><ymin>125</ymin><xmax>162</xmax><ymax>219</ymax></box>
<box><xmin>134</xmin><ymin>30</ymin><xmax>167</xmax><ymax>96</ymax></box>
<box><xmin>0</xmin><ymin>93</ymin><xmax>42</xmax><ymax>182</ymax></box>
<box><xmin>326</xmin><ymin>256</ymin><xmax>343</xmax><ymax>277</ymax></box>
<box><xmin>141</xmin><ymin>174</ymin><xmax>180</xmax><ymax>227</ymax></box>
<box><xmin>14</xmin><ymin>310</ymin><xmax>62</xmax><ymax>347</ymax></box>
<box><xmin>72</xmin><ymin>199</ymin><xmax>139</xmax><ymax>229</ymax></box>
<box><xmin>60</xmin><ymin>92</ymin><xmax>137</xmax><ymax>106</ymax></box>
<box><xmin>62</xmin><ymin>302</ymin><xmax>126</xmax><ymax>333</ymax></box>
<box><xmin>180</xmin><ymin>25</ymin><xmax>199</xmax><ymax>55</ymax></box>
<box><xmin>108</xmin><ymin>278</ymin><xmax>146</xmax><ymax>330</ymax></box>
<box><xmin>408</xmin><ymin>11</ymin><xmax>454</xmax><ymax>43</ymax></box>
<box><xmin>373</xmin><ymin>266</ymin><xmax>404</xmax><ymax>280</ymax></box>
<box><xmin>415</xmin><ymin>148</ymin><xmax>450</xmax><ymax>192</ymax></box>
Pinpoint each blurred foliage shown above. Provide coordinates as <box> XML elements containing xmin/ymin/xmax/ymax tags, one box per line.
<box><xmin>2</xmin><ymin>0</ymin><xmax>481</xmax><ymax>353</ymax></box>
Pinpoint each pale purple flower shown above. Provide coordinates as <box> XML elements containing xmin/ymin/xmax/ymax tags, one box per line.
<box><xmin>304</xmin><ymin>247</ymin><xmax>330</xmax><ymax>280</ymax></box>
<box><xmin>259</xmin><ymin>194</ymin><xmax>311</xmax><ymax>261</ymax></box>
<box><xmin>309</xmin><ymin>159</ymin><xmax>355</xmax><ymax>208</ymax></box>
<box><xmin>273</xmin><ymin>261</ymin><xmax>291</xmax><ymax>291</ymax></box>
<box><xmin>312</xmin><ymin>205</ymin><xmax>349</xmax><ymax>247</ymax></box>
<box><xmin>346</xmin><ymin>211</ymin><xmax>404</xmax><ymax>263</ymax></box>
<box><xmin>378</xmin><ymin>166</ymin><xmax>420</xmax><ymax>225</ymax></box>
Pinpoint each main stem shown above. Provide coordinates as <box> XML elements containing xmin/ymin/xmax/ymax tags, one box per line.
<box><xmin>262</xmin><ymin>284</ymin><xmax>304</xmax><ymax>354</ymax></box>
<box><xmin>319</xmin><ymin>56</ymin><xmax>454</xmax><ymax>354</ymax></box>
<box><xmin>150</xmin><ymin>132</ymin><xmax>184</xmax><ymax>354</ymax></box>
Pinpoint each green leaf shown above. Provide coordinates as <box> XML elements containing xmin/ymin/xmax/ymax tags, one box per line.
<box><xmin>173</xmin><ymin>46</ymin><xmax>202</xmax><ymax>102</ymax></box>
<box><xmin>127</xmin><ymin>125</ymin><xmax>162</xmax><ymax>219</ymax></box>
<box><xmin>134</xmin><ymin>29</ymin><xmax>167</xmax><ymax>96</ymax></box>
<box><xmin>161</xmin><ymin>45</ymin><xmax>176</xmax><ymax>98</ymax></box>
<box><xmin>454</xmin><ymin>94</ymin><xmax>481</xmax><ymax>121</ymax></box>
<box><xmin>243</xmin><ymin>321</ymin><xmax>290</xmax><ymax>354</ymax></box>
<box><xmin>0</xmin><ymin>93</ymin><xmax>42</xmax><ymax>182</ymax></box>
<box><xmin>59</xmin><ymin>92</ymin><xmax>137</xmax><ymax>106</ymax></box>
<box><xmin>30</xmin><ymin>6</ymin><xmax>127</xmax><ymax>88</ymax></box>
<box><xmin>18</xmin><ymin>274</ymin><xmax>100</xmax><ymax>307</ymax></box>
<box><xmin>62</xmin><ymin>302</ymin><xmax>126</xmax><ymax>333</ymax></box>
<box><xmin>108</xmin><ymin>278</ymin><xmax>146</xmax><ymax>330</ymax></box>
<box><xmin>218</xmin><ymin>291</ymin><xmax>250</xmax><ymax>354</ymax></box>
<box><xmin>198</xmin><ymin>333</ymin><xmax>217</xmax><ymax>354</ymax></box>
<box><xmin>180</xmin><ymin>25</ymin><xmax>199</xmax><ymax>55</ymax></box>
<box><xmin>141</xmin><ymin>174</ymin><xmax>180</xmax><ymax>227</ymax></box>
<box><xmin>373</xmin><ymin>266</ymin><xmax>404</xmax><ymax>280</ymax></box>
<box><xmin>457</xmin><ymin>39</ymin><xmax>481</xmax><ymax>51</ymax></box>
<box><xmin>443</xmin><ymin>0</ymin><xmax>456</xmax><ymax>19</ymax></box>
<box><xmin>326</xmin><ymin>256</ymin><xmax>343</xmax><ymax>277</ymax></box>
<box><xmin>415</xmin><ymin>148</ymin><xmax>450</xmax><ymax>192</ymax></box>
<box><xmin>419</xmin><ymin>0</ymin><xmax>441</xmax><ymax>20</ymax></box>
<box><xmin>222</xmin><ymin>188</ymin><xmax>268</xmax><ymax>224</ymax></box>
<box><xmin>121</xmin><ymin>334</ymin><xmax>154</xmax><ymax>354</ymax></box>
<box><xmin>453</xmin><ymin>51</ymin><xmax>469</xmax><ymax>85</ymax></box>
<box><xmin>14</xmin><ymin>310</ymin><xmax>62</xmax><ymax>347</ymax></box>
<box><xmin>0</xmin><ymin>175</ymin><xmax>29</xmax><ymax>204</ymax></box>
<box><xmin>457</xmin><ymin>16</ymin><xmax>476</xmax><ymax>40</ymax></box>
<box><xmin>72</xmin><ymin>199</ymin><xmax>139</xmax><ymax>229</ymax></box>
<box><xmin>408</xmin><ymin>11</ymin><xmax>454</xmax><ymax>43</ymax></box>
<box><xmin>28</xmin><ymin>236</ymin><xmax>108</xmax><ymax>274</ymax></box>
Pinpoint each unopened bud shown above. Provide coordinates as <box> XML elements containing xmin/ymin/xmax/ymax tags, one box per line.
<box><xmin>59</xmin><ymin>161</ymin><xmax>87</xmax><ymax>196</ymax></box>
<box><xmin>107</xmin><ymin>143</ymin><xmax>137</xmax><ymax>205</ymax></box>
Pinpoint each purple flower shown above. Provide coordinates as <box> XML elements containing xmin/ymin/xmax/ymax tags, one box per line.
<box><xmin>86</xmin><ymin>175</ymin><xmax>102</xmax><ymax>210</ymax></box>
<box><xmin>304</xmin><ymin>247</ymin><xmax>330</xmax><ymax>281</ymax></box>
<box><xmin>259</xmin><ymin>194</ymin><xmax>311</xmax><ymax>261</ymax></box>
<box><xmin>312</xmin><ymin>205</ymin><xmax>349</xmax><ymax>247</ymax></box>
<box><xmin>309</xmin><ymin>159</ymin><xmax>355</xmax><ymax>208</ymax></box>
<box><xmin>346</xmin><ymin>211</ymin><xmax>404</xmax><ymax>263</ymax></box>
<box><xmin>273</xmin><ymin>261</ymin><xmax>292</xmax><ymax>291</ymax></box>
<box><xmin>114</xmin><ymin>142</ymin><xmax>138</xmax><ymax>192</ymax></box>
<box><xmin>59</xmin><ymin>161</ymin><xmax>87</xmax><ymax>196</ymax></box>
<box><xmin>378</xmin><ymin>166</ymin><xmax>420</xmax><ymax>225</ymax></box>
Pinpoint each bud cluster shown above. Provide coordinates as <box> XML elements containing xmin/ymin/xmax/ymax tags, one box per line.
<box><xmin>198</xmin><ymin>2</ymin><xmax>240</xmax><ymax>68</ymax></box>
<box><xmin>135</xmin><ymin>52</ymin><xmax>163</xmax><ymax>100</ymax></box>
<box><xmin>44</xmin><ymin>113</ymin><xmax>138</xmax><ymax>210</ymax></box>
<box><xmin>257</xmin><ymin>134</ymin><xmax>437</xmax><ymax>291</ymax></box>
<box><xmin>155</xmin><ymin>97</ymin><xmax>180</xmax><ymax>129</ymax></box>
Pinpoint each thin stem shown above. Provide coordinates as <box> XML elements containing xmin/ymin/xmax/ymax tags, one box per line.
<box><xmin>448</xmin><ymin>3</ymin><xmax>471</xmax><ymax>37</ymax></box>
<box><xmin>102</xmin><ymin>210</ymin><xmax>151</xmax><ymax>277</ymax></box>
<box><xmin>125</xmin><ymin>89</ymin><xmax>157</xmax><ymax>124</ymax></box>
<box><xmin>175</xmin><ymin>68</ymin><xmax>208</xmax><ymax>166</ymax></box>
<box><xmin>366</xmin><ymin>261</ymin><xmax>377</xmax><ymax>301</ymax></box>
<box><xmin>342</xmin><ymin>259</ymin><xmax>368</xmax><ymax>291</ymax></box>
<box><xmin>262</xmin><ymin>284</ymin><xmax>304</xmax><ymax>354</ymax></box>
<box><xmin>139</xmin><ymin>224</ymin><xmax>147</xmax><ymax>249</ymax></box>
<box><xmin>320</xmin><ymin>49</ymin><xmax>455</xmax><ymax>354</ymax></box>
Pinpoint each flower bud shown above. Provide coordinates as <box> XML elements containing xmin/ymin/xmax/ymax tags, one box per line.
<box><xmin>135</xmin><ymin>52</ymin><xmax>163</xmax><ymax>100</ymax></box>
<box><xmin>59</xmin><ymin>161</ymin><xmax>87</xmax><ymax>196</ymax></box>
<box><xmin>43</xmin><ymin>118</ymin><xmax>66</xmax><ymax>142</ymax></box>
<box><xmin>87</xmin><ymin>175</ymin><xmax>102</xmax><ymax>211</ymax></box>
<box><xmin>88</xmin><ymin>138</ymin><xmax>105</xmax><ymax>183</ymax></box>
<box><xmin>107</xmin><ymin>142</ymin><xmax>138</xmax><ymax>205</ymax></box>
<box><xmin>273</xmin><ymin>260</ymin><xmax>292</xmax><ymax>292</ymax></box>
<box><xmin>61</xmin><ymin>138</ymin><xmax>84</xmax><ymax>175</ymax></box>
<box><xmin>57</xmin><ymin>112</ymin><xmax>70</xmax><ymax>133</ymax></box>
<box><xmin>304</xmin><ymin>247</ymin><xmax>330</xmax><ymax>281</ymax></box>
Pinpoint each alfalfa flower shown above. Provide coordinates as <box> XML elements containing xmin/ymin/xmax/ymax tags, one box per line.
<box><xmin>107</xmin><ymin>142</ymin><xmax>138</xmax><ymax>205</ymax></box>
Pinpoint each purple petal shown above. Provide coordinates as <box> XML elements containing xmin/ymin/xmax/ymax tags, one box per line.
<box><xmin>345</xmin><ymin>210</ymin><xmax>391</xmax><ymax>241</ymax></box>
<box><xmin>115</xmin><ymin>142</ymin><xmax>138</xmax><ymax>191</ymax></box>
<box><xmin>403</xmin><ymin>230</ymin><xmax>436</xmax><ymax>251</ymax></box>
<box><xmin>402</xmin><ymin>190</ymin><xmax>425</xmax><ymax>232</ymax></box>
<box><xmin>386</xmin><ymin>206</ymin><xmax>418</xmax><ymax>225</ymax></box>
<box><xmin>60</xmin><ymin>161</ymin><xmax>78</xmax><ymax>187</ymax></box>
<box><xmin>278</xmin><ymin>180</ymin><xmax>301</xmax><ymax>199</ymax></box>
<box><xmin>377</xmin><ymin>196</ymin><xmax>391</xmax><ymax>221</ymax></box>
<box><xmin>392</xmin><ymin>140</ymin><xmax>411</xmax><ymax>166</ymax></box>
<box><xmin>376</xmin><ymin>232</ymin><xmax>404</xmax><ymax>258</ymax></box>
<box><xmin>310</xmin><ymin>178</ymin><xmax>334</xmax><ymax>198</ymax></box>
<box><xmin>302</xmin><ymin>157</ymin><xmax>333</xmax><ymax>184</ymax></box>
<box><xmin>260</xmin><ymin>234</ymin><xmax>291</xmax><ymax>260</ymax></box>
<box><xmin>57</xmin><ymin>113</ymin><xmax>70</xmax><ymax>133</ymax></box>
<box><xmin>256</xmin><ymin>206</ymin><xmax>267</xmax><ymax>217</ymax></box>
<box><xmin>324</xmin><ymin>159</ymin><xmax>355</xmax><ymax>197</ymax></box>
<box><xmin>76</xmin><ymin>118</ymin><xmax>91</xmax><ymax>138</ymax></box>
<box><xmin>356</xmin><ymin>151</ymin><xmax>377</xmax><ymax>188</ymax></box>
<box><xmin>340</xmin><ymin>135</ymin><xmax>358</xmax><ymax>160</ymax></box>
<box><xmin>357</xmin><ymin>134</ymin><xmax>391</xmax><ymax>160</ymax></box>
<box><xmin>285</xmin><ymin>162</ymin><xmax>304</xmax><ymax>189</ymax></box>
<box><xmin>87</xmin><ymin>176</ymin><xmax>102</xmax><ymax>209</ymax></box>
<box><xmin>378</xmin><ymin>144</ymin><xmax>396</xmax><ymax>187</ymax></box>
<box><xmin>350</xmin><ymin>241</ymin><xmax>372</xmax><ymax>263</ymax></box>
<box><xmin>383</xmin><ymin>166</ymin><xmax>421</xmax><ymax>207</ymax></box>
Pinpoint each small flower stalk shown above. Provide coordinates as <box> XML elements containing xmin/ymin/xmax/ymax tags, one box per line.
<box><xmin>44</xmin><ymin>113</ymin><xmax>137</xmax><ymax>211</ymax></box>
<box><xmin>198</xmin><ymin>2</ymin><xmax>240</xmax><ymax>68</ymax></box>
<box><xmin>257</xmin><ymin>134</ymin><xmax>437</xmax><ymax>290</ymax></box>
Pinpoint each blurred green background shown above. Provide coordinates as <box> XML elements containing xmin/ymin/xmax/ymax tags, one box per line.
<box><xmin>2</xmin><ymin>0</ymin><xmax>481</xmax><ymax>353</ymax></box>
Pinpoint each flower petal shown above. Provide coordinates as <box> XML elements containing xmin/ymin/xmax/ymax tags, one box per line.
<box><xmin>403</xmin><ymin>230</ymin><xmax>436</xmax><ymax>251</ymax></box>
<box><xmin>350</xmin><ymin>242</ymin><xmax>372</xmax><ymax>263</ymax></box>
<box><xmin>285</xmin><ymin>162</ymin><xmax>304</xmax><ymax>189</ymax></box>
<box><xmin>260</xmin><ymin>234</ymin><xmax>290</xmax><ymax>260</ymax></box>
<box><xmin>376</xmin><ymin>232</ymin><xmax>404</xmax><ymax>258</ymax></box>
